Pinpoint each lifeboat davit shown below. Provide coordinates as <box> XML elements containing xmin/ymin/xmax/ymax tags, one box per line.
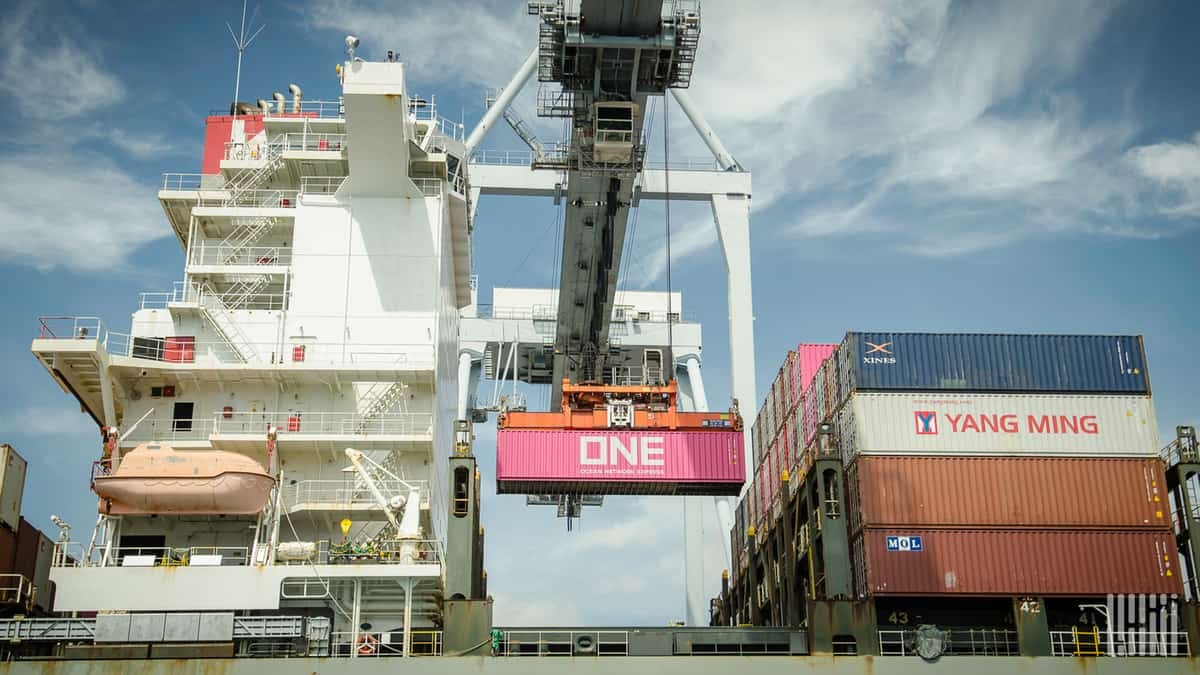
<box><xmin>93</xmin><ymin>443</ymin><xmax>274</xmax><ymax>515</ymax></box>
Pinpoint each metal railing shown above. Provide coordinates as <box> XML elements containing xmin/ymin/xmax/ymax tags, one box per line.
<box><xmin>1049</xmin><ymin>629</ymin><xmax>1190</xmax><ymax>657</ymax></box>
<box><xmin>161</xmin><ymin>172</ymin><xmax>203</xmax><ymax>190</ymax></box>
<box><xmin>120</xmin><ymin>418</ymin><xmax>216</xmax><ymax>443</ymax></box>
<box><xmin>268</xmin><ymin>99</ymin><xmax>344</xmax><ymax>119</ymax></box>
<box><xmin>196</xmin><ymin>188</ymin><xmax>298</xmax><ymax>209</ymax></box>
<box><xmin>474</xmin><ymin>304</ymin><xmax>694</xmax><ymax>323</ymax></box>
<box><xmin>411</xmin><ymin>178</ymin><xmax>444</xmax><ymax>197</ymax></box>
<box><xmin>330</xmin><ymin>630</ymin><xmax>443</xmax><ymax>657</ymax></box>
<box><xmin>104</xmin><ymin>333</ymin><xmax>435</xmax><ymax>368</ymax></box>
<box><xmin>283</xmin><ymin>132</ymin><xmax>347</xmax><ymax>153</ymax></box>
<box><xmin>878</xmin><ymin>628</ymin><xmax>1019</xmax><ymax>656</ymax></box>
<box><xmin>36</xmin><ymin>315</ymin><xmax>103</xmax><ymax>340</ymax></box>
<box><xmin>497</xmin><ymin>630</ymin><xmax>630</xmax><ymax>656</ymax></box>
<box><xmin>188</xmin><ymin>244</ymin><xmax>292</xmax><ymax>267</ymax></box>
<box><xmin>0</xmin><ymin>574</ymin><xmax>33</xmax><ymax>607</ymax></box>
<box><xmin>301</xmin><ymin>176</ymin><xmax>347</xmax><ymax>194</ymax></box>
<box><xmin>214</xmin><ymin>412</ymin><xmax>433</xmax><ymax>437</ymax></box>
<box><xmin>286</xmin><ymin>479</ymin><xmax>429</xmax><ymax>509</ymax></box>
<box><xmin>138</xmin><ymin>282</ymin><xmax>287</xmax><ymax>311</ymax></box>
<box><xmin>469</xmin><ymin>149</ymin><xmax>724</xmax><ymax>172</ymax></box>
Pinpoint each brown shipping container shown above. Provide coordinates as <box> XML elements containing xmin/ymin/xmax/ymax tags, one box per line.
<box><xmin>0</xmin><ymin>524</ymin><xmax>15</xmax><ymax>574</ymax></box>
<box><xmin>856</xmin><ymin>529</ymin><xmax>1181</xmax><ymax>597</ymax></box>
<box><xmin>14</xmin><ymin>518</ymin><xmax>40</xmax><ymax>583</ymax></box>
<box><xmin>847</xmin><ymin>456</ymin><xmax>1169</xmax><ymax>533</ymax></box>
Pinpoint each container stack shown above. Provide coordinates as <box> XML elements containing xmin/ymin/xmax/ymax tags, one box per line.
<box><xmin>0</xmin><ymin>444</ymin><xmax>56</xmax><ymax>614</ymax></box>
<box><xmin>810</xmin><ymin>333</ymin><xmax>1178</xmax><ymax>599</ymax></box>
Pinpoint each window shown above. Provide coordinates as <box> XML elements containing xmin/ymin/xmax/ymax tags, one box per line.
<box><xmin>172</xmin><ymin>401</ymin><xmax>195</xmax><ymax>432</ymax></box>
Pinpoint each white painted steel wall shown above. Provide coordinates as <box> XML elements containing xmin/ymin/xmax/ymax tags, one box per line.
<box><xmin>492</xmin><ymin>287</ymin><xmax>683</xmax><ymax>315</ymax></box>
<box><xmin>840</xmin><ymin>393</ymin><xmax>1160</xmax><ymax>463</ymax></box>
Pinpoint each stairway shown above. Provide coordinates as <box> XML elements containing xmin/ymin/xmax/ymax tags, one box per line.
<box><xmin>485</xmin><ymin>89</ymin><xmax>546</xmax><ymax>158</ymax></box>
<box><xmin>224</xmin><ymin>137</ymin><xmax>285</xmax><ymax>207</ymax></box>
<box><xmin>195</xmin><ymin>283</ymin><xmax>262</xmax><ymax>363</ymax></box>
<box><xmin>219</xmin><ymin>215</ymin><xmax>277</xmax><ymax>264</ymax></box>
<box><xmin>355</xmin><ymin>381</ymin><xmax>407</xmax><ymax>434</ymax></box>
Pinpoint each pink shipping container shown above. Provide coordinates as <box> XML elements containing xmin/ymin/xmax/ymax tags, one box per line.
<box><xmin>496</xmin><ymin>429</ymin><xmax>744</xmax><ymax>496</ymax></box>
<box><xmin>855</xmin><ymin>528</ymin><xmax>1182</xmax><ymax>597</ymax></box>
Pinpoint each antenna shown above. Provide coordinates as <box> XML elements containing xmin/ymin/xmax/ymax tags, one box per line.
<box><xmin>227</xmin><ymin>0</ymin><xmax>267</xmax><ymax>115</ymax></box>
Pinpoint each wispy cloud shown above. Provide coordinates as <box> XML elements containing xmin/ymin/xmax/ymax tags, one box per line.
<box><xmin>0</xmin><ymin>1</ymin><xmax>171</xmax><ymax>270</ymax></box>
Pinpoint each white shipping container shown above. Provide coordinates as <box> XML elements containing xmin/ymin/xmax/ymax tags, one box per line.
<box><xmin>840</xmin><ymin>393</ymin><xmax>1160</xmax><ymax>463</ymax></box>
<box><xmin>0</xmin><ymin>444</ymin><xmax>27</xmax><ymax>531</ymax></box>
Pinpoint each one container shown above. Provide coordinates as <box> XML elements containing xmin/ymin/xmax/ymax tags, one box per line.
<box><xmin>0</xmin><ymin>445</ymin><xmax>26</xmax><ymax>532</ymax></box>
<box><xmin>846</xmin><ymin>456</ymin><xmax>1169</xmax><ymax>534</ymax></box>
<box><xmin>836</xmin><ymin>393</ymin><xmax>1159</xmax><ymax>464</ymax></box>
<box><xmin>495</xmin><ymin>429</ymin><xmax>744</xmax><ymax>496</ymax></box>
<box><xmin>838</xmin><ymin>332</ymin><xmax>1150</xmax><ymax>396</ymax></box>
<box><xmin>854</xmin><ymin>528</ymin><xmax>1181</xmax><ymax>597</ymax></box>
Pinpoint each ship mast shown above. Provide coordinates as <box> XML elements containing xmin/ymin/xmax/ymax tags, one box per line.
<box><xmin>226</xmin><ymin>0</ymin><xmax>265</xmax><ymax>113</ymax></box>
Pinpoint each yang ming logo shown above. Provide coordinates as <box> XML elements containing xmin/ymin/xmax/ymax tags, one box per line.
<box><xmin>863</xmin><ymin>340</ymin><xmax>897</xmax><ymax>365</ymax></box>
<box><xmin>914</xmin><ymin>411</ymin><xmax>938</xmax><ymax>435</ymax></box>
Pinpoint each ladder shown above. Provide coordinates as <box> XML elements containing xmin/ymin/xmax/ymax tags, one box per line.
<box><xmin>1072</xmin><ymin>625</ymin><xmax>1103</xmax><ymax>656</ymax></box>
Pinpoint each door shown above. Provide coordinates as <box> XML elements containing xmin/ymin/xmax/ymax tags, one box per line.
<box><xmin>173</xmin><ymin>401</ymin><xmax>195</xmax><ymax>432</ymax></box>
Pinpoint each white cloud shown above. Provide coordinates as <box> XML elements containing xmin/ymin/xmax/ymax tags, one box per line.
<box><xmin>303</xmin><ymin>0</ymin><xmax>530</xmax><ymax>88</ymax></box>
<box><xmin>1126</xmin><ymin>132</ymin><xmax>1200</xmax><ymax>217</ymax></box>
<box><xmin>491</xmin><ymin>594</ymin><xmax>584</xmax><ymax>627</ymax></box>
<box><xmin>109</xmin><ymin>129</ymin><xmax>177</xmax><ymax>161</ymax></box>
<box><xmin>0</xmin><ymin>153</ymin><xmax>167</xmax><ymax>271</ymax></box>
<box><xmin>0</xmin><ymin>3</ymin><xmax>125</xmax><ymax>120</ymax></box>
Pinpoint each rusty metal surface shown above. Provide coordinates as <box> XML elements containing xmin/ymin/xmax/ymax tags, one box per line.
<box><xmin>857</xmin><ymin>528</ymin><xmax>1182</xmax><ymax>596</ymax></box>
<box><xmin>847</xmin><ymin>456</ymin><xmax>1170</xmax><ymax>533</ymax></box>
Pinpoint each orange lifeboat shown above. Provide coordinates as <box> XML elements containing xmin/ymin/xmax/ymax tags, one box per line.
<box><xmin>93</xmin><ymin>443</ymin><xmax>274</xmax><ymax>515</ymax></box>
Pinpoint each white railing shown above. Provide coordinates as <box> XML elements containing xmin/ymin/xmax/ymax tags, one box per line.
<box><xmin>189</xmin><ymin>244</ymin><xmax>292</xmax><ymax>267</ymax></box>
<box><xmin>0</xmin><ymin>574</ymin><xmax>33</xmax><ymax>607</ymax></box>
<box><xmin>1049</xmin><ymin>629</ymin><xmax>1190</xmax><ymax>657</ymax></box>
<box><xmin>301</xmin><ymin>176</ymin><xmax>348</xmax><ymax>194</ymax></box>
<box><xmin>36</xmin><ymin>315</ymin><xmax>103</xmax><ymax>340</ymax></box>
<box><xmin>878</xmin><ymin>628</ymin><xmax>1019</xmax><ymax>657</ymax></box>
<box><xmin>283</xmin><ymin>132</ymin><xmax>347</xmax><ymax>153</ymax></box>
<box><xmin>468</xmin><ymin>150</ymin><xmax>724</xmax><ymax>172</ymax></box>
<box><xmin>411</xmin><ymin>178</ymin><xmax>444</xmax><ymax>197</ymax></box>
<box><xmin>330</xmin><ymin>630</ymin><xmax>443</xmax><ymax>657</ymax></box>
<box><xmin>161</xmin><ymin>173</ymin><xmax>203</xmax><ymax>190</ymax></box>
<box><xmin>267</xmin><ymin>99</ymin><xmax>344</xmax><ymax>119</ymax></box>
<box><xmin>286</xmin><ymin>479</ymin><xmax>428</xmax><ymax>510</ymax></box>
<box><xmin>196</xmin><ymin>188</ymin><xmax>298</xmax><ymax>209</ymax></box>
<box><xmin>138</xmin><ymin>282</ymin><xmax>287</xmax><ymax>311</ymax></box>
<box><xmin>104</xmin><ymin>332</ymin><xmax>435</xmax><ymax>368</ymax></box>
<box><xmin>497</xmin><ymin>630</ymin><xmax>630</xmax><ymax>656</ymax></box>
<box><xmin>213</xmin><ymin>412</ymin><xmax>433</xmax><ymax>437</ymax></box>
<box><xmin>120</xmin><ymin>418</ymin><xmax>216</xmax><ymax>444</ymax></box>
<box><xmin>474</xmin><ymin>304</ymin><xmax>694</xmax><ymax>323</ymax></box>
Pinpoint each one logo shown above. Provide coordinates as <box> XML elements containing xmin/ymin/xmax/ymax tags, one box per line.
<box><xmin>914</xmin><ymin>411</ymin><xmax>938</xmax><ymax>435</ymax></box>
<box><xmin>863</xmin><ymin>340</ymin><xmax>897</xmax><ymax>365</ymax></box>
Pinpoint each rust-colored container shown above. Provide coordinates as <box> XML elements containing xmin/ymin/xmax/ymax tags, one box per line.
<box><xmin>846</xmin><ymin>456</ymin><xmax>1169</xmax><ymax>533</ymax></box>
<box><xmin>855</xmin><ymin>528</ymin><xmax>1181</xmax><ymax>597</ymax></box>
<box><xmin>0</xmin><ymin>524</ymin><xmax>15</xmax><ymax>574</ymax></box>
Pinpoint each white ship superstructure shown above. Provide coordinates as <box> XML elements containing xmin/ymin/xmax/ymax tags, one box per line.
<box><xmin>31</xmin><ymin>58</ymin><xmax>472</xmax><ymax>656</ymax></box>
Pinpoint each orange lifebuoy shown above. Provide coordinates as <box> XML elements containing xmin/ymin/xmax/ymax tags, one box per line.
<box><xmin>357</xmin><ymin>633</ymin><xmax>379</xmax><ymax>655</ymax></box>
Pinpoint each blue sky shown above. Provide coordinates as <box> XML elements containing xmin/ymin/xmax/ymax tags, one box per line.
<box><xmin>1</xmin><ymin>0</ymin><xmax>1199</xmax><ymax>625</ymax></box>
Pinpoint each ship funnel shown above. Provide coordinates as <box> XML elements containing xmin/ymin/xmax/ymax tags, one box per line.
<box><xmin>288</xmin><ymin>83</ymin><xmax>302</xmax><ymax>114</ymax></box>
<box><xmin>257</xmin><ymin>99</ymin><xmax>271</xmax><ymax>114</ymax></box>
<box><xmin>273</xmin><ymin>91</ymin><xmax>286</xmax><ymax>114</ymax></box>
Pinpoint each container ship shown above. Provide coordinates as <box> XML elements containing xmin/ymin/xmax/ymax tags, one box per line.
<box><xmin>1</xmin><ymin>1</ymin><xmax>1197</xmax><ymax>673</ymax></box>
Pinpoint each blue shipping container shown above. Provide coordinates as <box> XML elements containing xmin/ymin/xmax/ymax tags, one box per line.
<box><xmin>842</xmin><ymin>333</ymin><xmax>1150</xmax><ymax>394</ymax></box>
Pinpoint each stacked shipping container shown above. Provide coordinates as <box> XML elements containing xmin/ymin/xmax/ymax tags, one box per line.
<box><xmin>731</xmin><ymin>333</ymin><xmax>1180</xmax><ymax>601</ymax></box>
<box><xmin>0</xmin><ymin>445</ymin><xmax>56</xmax><ymax>614</ymax></box>
<box><xmin>831</xmin><ymin>333</ymin><xmax>1175</xmax><ymax>598</ymax></box>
